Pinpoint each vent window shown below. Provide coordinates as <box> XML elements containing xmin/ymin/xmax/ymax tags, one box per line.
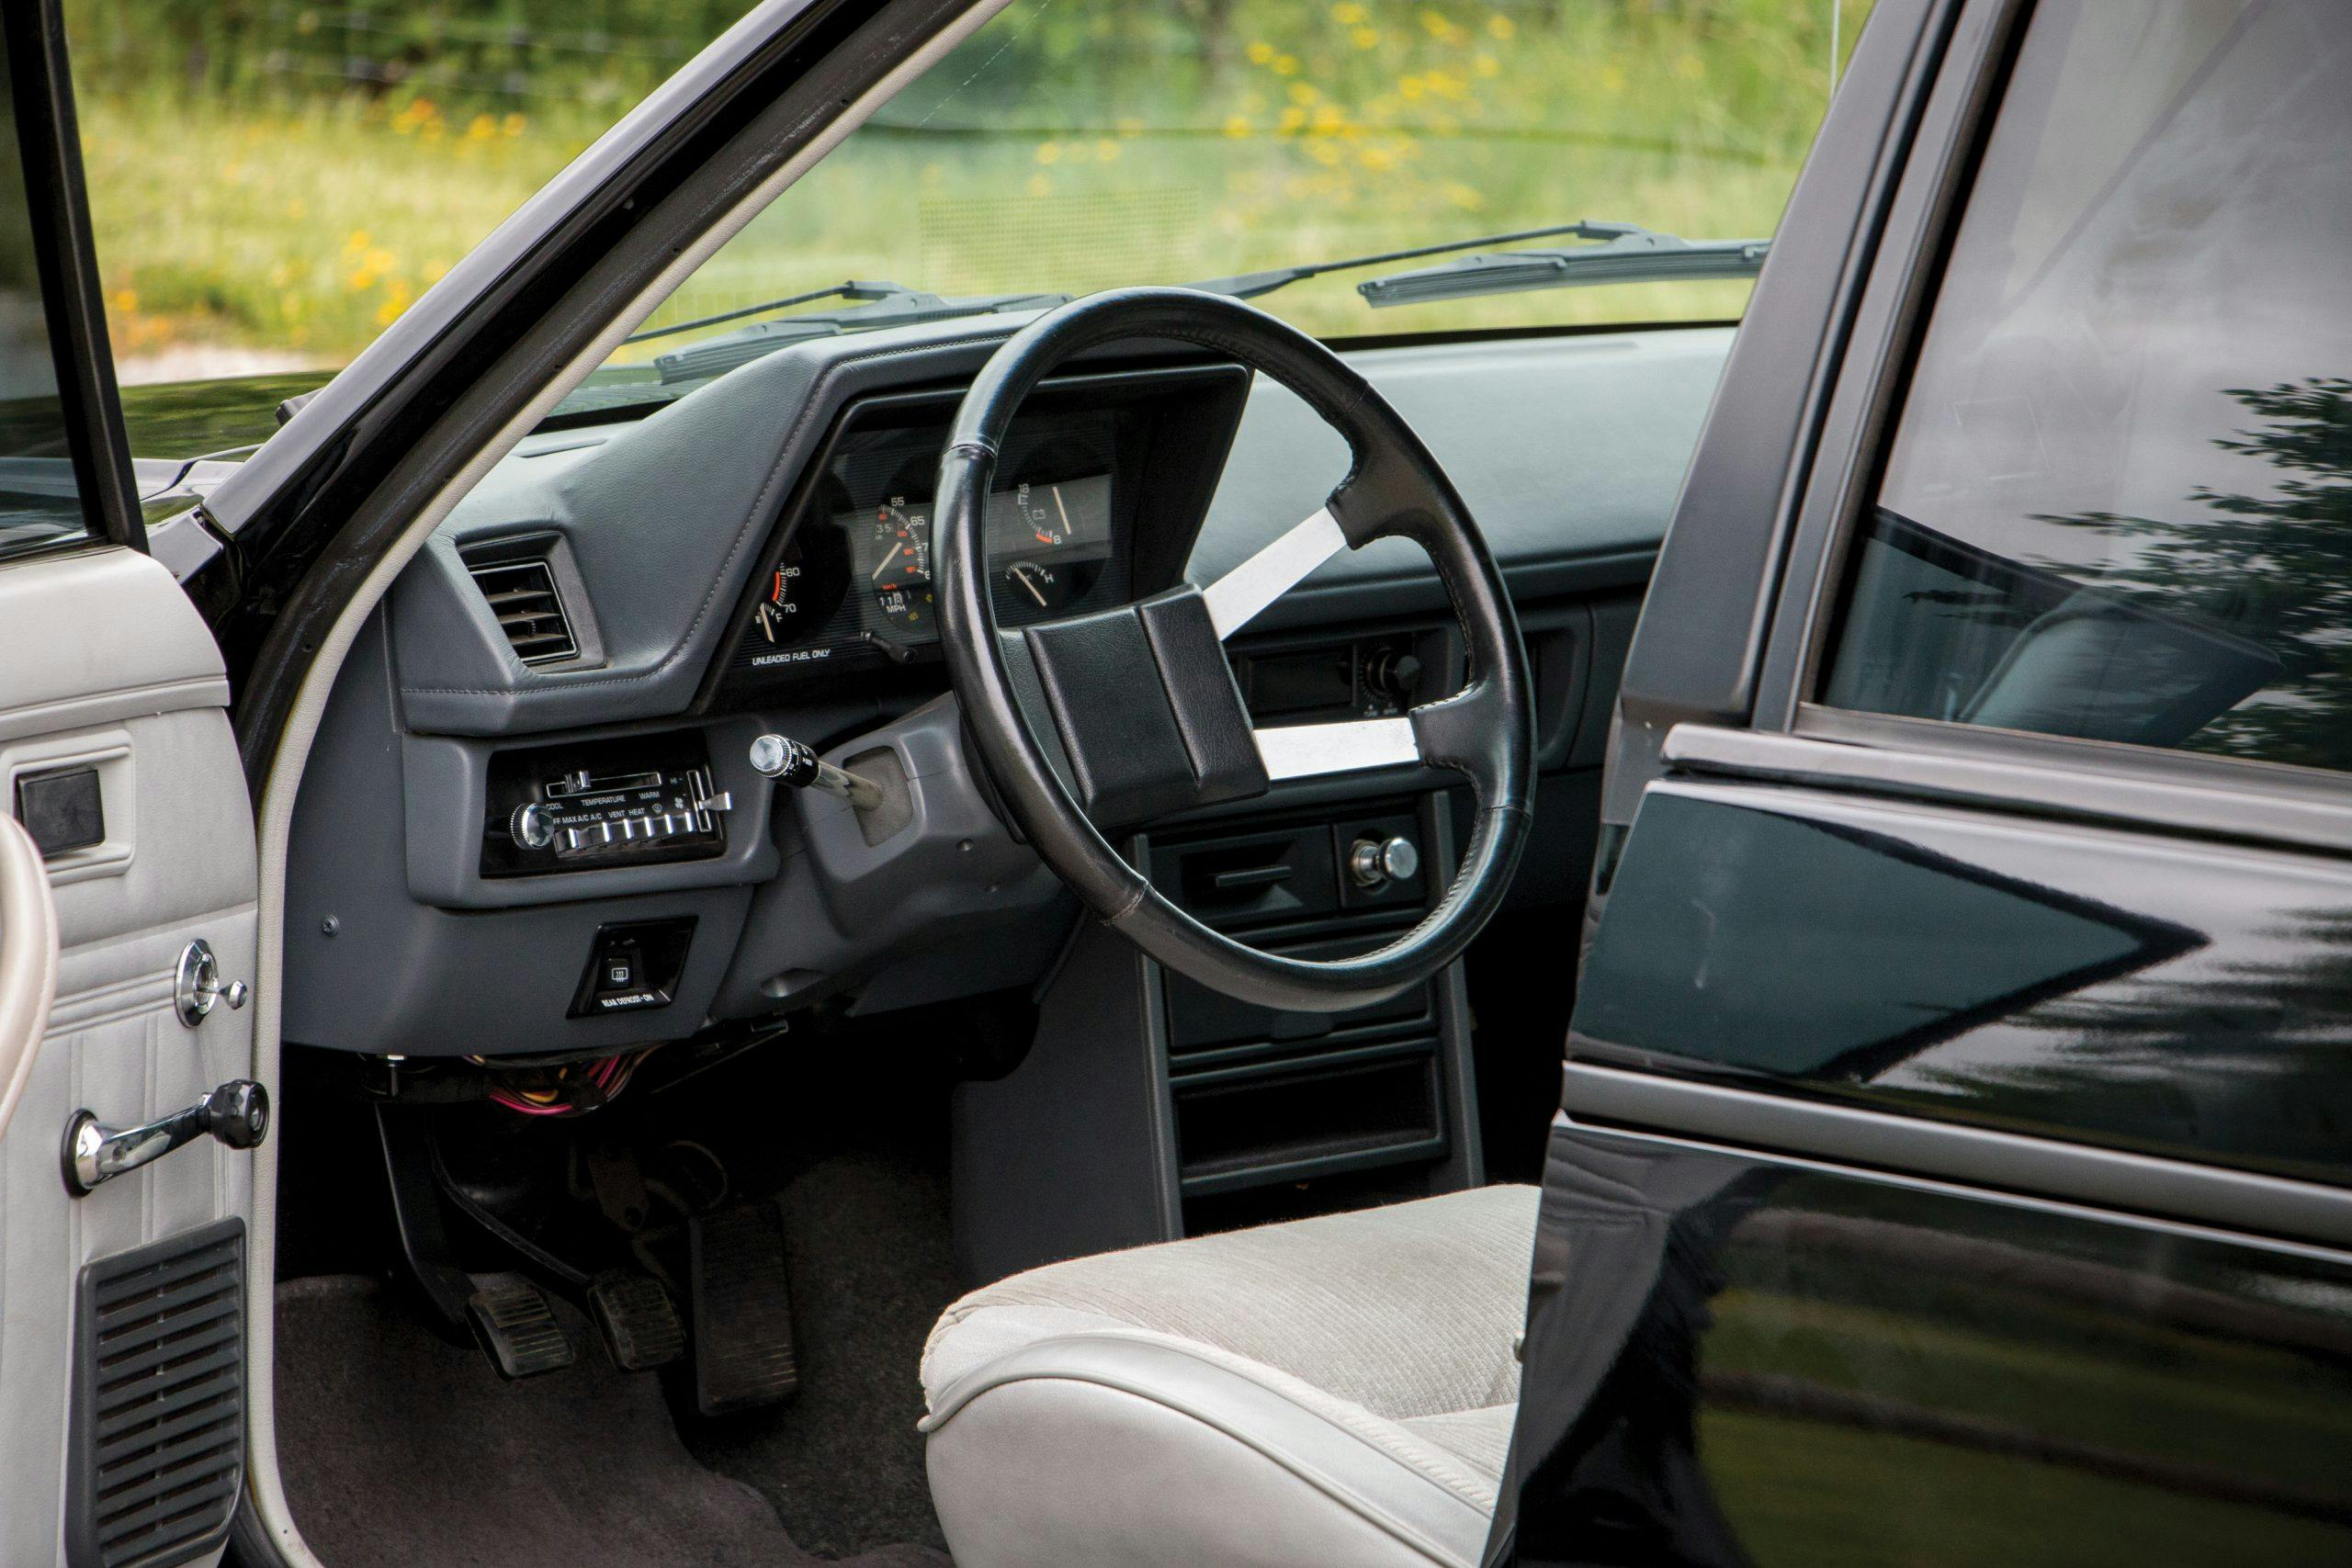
<box><xmin>68</xmin><ymin>1220</ymin><xmax>245</xmax><ymax>1568</ymax></box>
<box><xmin>462</xmin><ymin>544</ymin><xmax>579</xmax><ymax>665</ymax></box>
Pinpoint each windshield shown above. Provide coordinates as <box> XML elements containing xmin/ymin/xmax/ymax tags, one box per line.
<box><xmin>587</xmin><ymin>0</ymin><xmax>1866</xmax><ymax>412</ymax></box>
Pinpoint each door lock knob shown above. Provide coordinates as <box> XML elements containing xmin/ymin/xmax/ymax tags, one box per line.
<box><xmin>173</xmin><ymin>939</ymin><xmax>249</xmax><ymax>1027</ymax></box>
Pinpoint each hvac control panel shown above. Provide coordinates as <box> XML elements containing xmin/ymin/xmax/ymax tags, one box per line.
<box><xmin>480</xmin><ymin>730</ymin><xmax>731</xmax><ymax>877</ymax></box>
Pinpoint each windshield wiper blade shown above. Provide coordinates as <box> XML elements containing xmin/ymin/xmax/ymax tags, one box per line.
<box><xmin>1186</xmin><ymin>221</ymin><xmax>1638</xmax><ymax>301</ymax></box>
<box><xmin>640</xmin><ymin>281</ymin><xmax>1069</xmax><ymax>385</ymax></box>
<box><xmin>1356</xmin><ymin>222</ymin><xmax>1768</xmax><ymax>308</ymax></box>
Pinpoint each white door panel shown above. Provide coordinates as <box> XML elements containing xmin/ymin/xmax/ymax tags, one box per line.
<box><xmin>0</xmin><ymin>547</ymin><xmax>257</xmax><ymax>1568</ymax></box>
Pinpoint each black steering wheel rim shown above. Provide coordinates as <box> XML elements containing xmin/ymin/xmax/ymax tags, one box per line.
<box><xmin>937</xmin><ymin>287</ymin><xmax>1533</xmax><ymax>1010</ymax></box>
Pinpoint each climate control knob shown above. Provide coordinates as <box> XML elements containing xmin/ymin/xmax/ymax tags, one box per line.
<box><xmin>1349</xmin><ymin>833</ymin><xmax>1420</xmax><ymax>889</ymax></box>
<box><xmin>510</xmin><ymin>802</ymin><xmax>557</xmax><ymax>850</ymax></box>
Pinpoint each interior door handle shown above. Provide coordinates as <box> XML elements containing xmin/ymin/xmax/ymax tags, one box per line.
<box><xmin>62</xmin><ymin>1079</ymin><xmax>269</xmax><ymax>1196</ymax></box>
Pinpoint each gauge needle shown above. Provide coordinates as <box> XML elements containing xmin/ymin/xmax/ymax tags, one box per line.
<box><xmin>1011</xmin><ymin>563</ymin><xmax>1050</xmax><ymax>608</ymax></box>
<box><xmin>1053</xmin><ymin>485</ymin><xmax>1072</xmax><ymax>534</ymax></box>
<box><xmin>870</xmin><ymin>542</ymin><xmax>902</xmax><ymax>582</ymax></box>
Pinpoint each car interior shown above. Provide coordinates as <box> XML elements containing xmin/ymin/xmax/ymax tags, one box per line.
<box><xmin>0</xmin><ymin>4</ymin><xmax>1853</xmax><ymax>1567</ymax></box>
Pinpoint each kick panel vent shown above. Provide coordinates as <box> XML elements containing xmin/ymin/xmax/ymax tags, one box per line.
<box><xmin>68</xmin><ymin>1220</ymin><xmax>245</xmax><ymax>1568</ymax></box>
<box><xmin>462</xmin><ymin>547</ymin><xmax>579</xmax><ymax>665</ymax></box>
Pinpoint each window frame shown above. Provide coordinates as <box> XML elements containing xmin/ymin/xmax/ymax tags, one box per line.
<box><xmin>1749</xmin><ymin>0</ymin><xmax>2352</xmax><ymax>852</ymax></box>
<box><xmin>0</xmin><ymin>0</ymin><xmax>143</xmax><ymax>562</ymax></box>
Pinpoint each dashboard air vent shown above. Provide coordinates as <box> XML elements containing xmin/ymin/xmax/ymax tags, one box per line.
<box><xmin>463</xmin><ymin>547</ymin><xmax>578</xmax><ymax>665</ymax></box>
<box><xmin>68</xmin><ymin>1220</ymin><xmax>245</xmax><ymax>1568</ymax></box>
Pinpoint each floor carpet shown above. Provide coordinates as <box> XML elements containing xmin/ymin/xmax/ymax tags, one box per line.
<box><xmin>681</xmin><ymin>1151</ymin><xmax>966</xmax><ymax>1558</ymax></box>
<box><xmin>273</xmin><ymin>1273</ymin><xmax>953</xmax><ymax>1568</ymax></box>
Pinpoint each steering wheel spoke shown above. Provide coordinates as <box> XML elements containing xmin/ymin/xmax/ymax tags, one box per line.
<box><xmin>1201</xmin><ymin>507</ymin><xmax>1347</xmax><ymax>639</ymax></box>
<box><xmin>1251</xmin><ymin>716</ymin><xmax>1420</xmax><ymax>781</ymax></box>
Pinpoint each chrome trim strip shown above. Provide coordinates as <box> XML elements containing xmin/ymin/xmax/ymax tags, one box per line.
<box><xmin>1562</xmin><ymin>1059</ymin><xmax>2352</xmax><ymax>1252</ymax></box>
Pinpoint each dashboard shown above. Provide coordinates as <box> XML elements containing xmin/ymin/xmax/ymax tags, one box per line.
<box><xmin>284</xmin><ymin>316</ymin><xmax>1734</xmax><ymax>1058</ymax></box>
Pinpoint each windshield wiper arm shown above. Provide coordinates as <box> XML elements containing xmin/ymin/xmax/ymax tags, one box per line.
<box><xmin>626</xmin><ymin>280</ymin><xmax>913</xmax><ymax>345</ymax></box>
<box><xmin>636</xmin><ymin>281</ymin><xmax>1069</xmax><ymax>385</ymax></box>
<box><xmin>1356</xmin><ymin>222</ymin><xmax>1768</xmax><ymax>308</ymax></box>
<box><xmin>1186</xmin><ymin>221</ymin><xmax>1643</xmax><ymax>301</ymax></box>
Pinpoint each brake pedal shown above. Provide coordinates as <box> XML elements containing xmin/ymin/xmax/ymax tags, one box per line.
<box><xmin>688</xmin><ymin>1201</ymin><xmax>799</xmax><ymax>1415</ymax></box>
<box><xmin>466</xmin><ymin>1272</ymin><xmax>575</xmax><ymax>1379</ymax></box>
<box><xmin>590</xmin><ymin>1271</ymin><xmax>686</xmax><ymax>1371</ymax></box>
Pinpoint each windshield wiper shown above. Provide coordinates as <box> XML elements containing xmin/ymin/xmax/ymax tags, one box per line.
<box><xmin>1355</xmin><ymin>222</ymin><xmax>1767</xmax><ymax>309</ymax></box>
<box><xmin>1186</xmin><ymin>221</ymin><xmax>1638</xmax><ymax>301</ymax></box>
<box><xmin>630</xmin><ymin>280</ymin><xmax>1069</xmax><ymax>385</ymax></box>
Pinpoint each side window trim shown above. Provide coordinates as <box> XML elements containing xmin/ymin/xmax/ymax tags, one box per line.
<box><xmin>1749</xmin><ymin>0</ymin><xmax>2033</xmax><ymax>735</ymax></box>
<box><xmin>2</xmin><ymin>0</ymin><xmax>141</xmax><ymax>557</ymax></box>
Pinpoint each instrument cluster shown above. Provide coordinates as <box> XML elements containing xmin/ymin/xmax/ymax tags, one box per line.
<box><xmin>726</xmin><ymin>413</ymin><xmax>1125</xmax><ymax>684</ymax></box>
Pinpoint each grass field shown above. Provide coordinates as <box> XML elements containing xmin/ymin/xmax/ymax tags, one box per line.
<box><xmin>66</xmin><ymin>0</ymin><xmax>1869</xmax><ymax>379</ymax></box>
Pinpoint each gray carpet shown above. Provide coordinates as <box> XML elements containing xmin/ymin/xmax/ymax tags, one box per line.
<box><xmin>274</xmin><ymin>1274</ymin><xmax>952</xmax><ymax>1568</ymax></box>
<box><xmin>683</xmin><ymin>1153</ymin><xmax>966</xmax><ymax>1558</ymax></box>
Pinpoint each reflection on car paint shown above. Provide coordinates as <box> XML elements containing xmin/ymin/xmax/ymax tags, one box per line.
<box><xmin>1571</xmin><ymin>785</ymin><xmax>2352</xmax><ymax>1187</ymax></box>
<box><xmin>1502</xmin><ymin>1127</ymin><xmax>2352</xmax><ymax>1567</ymax></box>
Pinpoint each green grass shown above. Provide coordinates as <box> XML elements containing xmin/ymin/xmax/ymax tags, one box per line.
<box><xmin>67</xmin><ymin>0</ymin><xmax>1871</xmax><ymax>376</ymax></box>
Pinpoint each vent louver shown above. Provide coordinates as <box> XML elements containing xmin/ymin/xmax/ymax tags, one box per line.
<box><xmin>68</xmin><ymin>1220</ymin><xmax>245</xmax><ymax>1568</ymax></box>
<box><xmin>463</xmin><ymin>550</ymin><xmax>578</xmax><ymax>665</ymax></box>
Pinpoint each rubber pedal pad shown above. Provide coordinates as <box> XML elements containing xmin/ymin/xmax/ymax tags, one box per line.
<box><xmin>688</xmin><ymin>1201</ymin><xmax>800</xmax><ymax>1415</ymax></box>
<box><xmin>466</xmin><ymin>1272</ymin><xmax>575</xmax><ymax>1380</ymax></box>
<box><xmin>589</xmin><ymin>1271</ymin><xmax>687</xmax><ymax>1371</ymax></box>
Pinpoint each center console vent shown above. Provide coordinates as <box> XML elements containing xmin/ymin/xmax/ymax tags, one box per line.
<box><xmin>461</xmin><ymin>537</ymin><xmax>579</xmax><ymax>666</ymax></box>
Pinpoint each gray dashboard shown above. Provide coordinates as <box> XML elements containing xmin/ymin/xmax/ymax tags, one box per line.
<box><xmin>280</xmin><ymin>315</ymin><xmax>1732</xmax><ymax>1056</ymax></box>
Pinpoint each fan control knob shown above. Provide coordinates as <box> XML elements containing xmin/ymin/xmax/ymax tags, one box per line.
<box><xmin>510</xmin><ymin>802</ymin><xmax>557</xmax><ymax>850</ymax></box>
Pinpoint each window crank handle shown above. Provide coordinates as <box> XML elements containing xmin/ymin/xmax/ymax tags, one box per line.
<box><xmin>62</xmin><ymin>1079</ymin><xmax>270</xmax><ymax>1197</ymax></box>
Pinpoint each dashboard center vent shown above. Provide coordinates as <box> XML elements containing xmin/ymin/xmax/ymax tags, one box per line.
<box><xmin>67</xmin><ymin>1220</ymin><xmax>246</xmax><ymax>1568</ymax></box>
<box><xmin>462</xmin><ymin>542</ymin><xmax>579</xmax><ymax>665</ymax></box>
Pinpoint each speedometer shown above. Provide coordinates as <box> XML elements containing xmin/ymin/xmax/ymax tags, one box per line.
<box><xmin>867</xmin><ymin>501</ymin><xmax>934</xmax><ymax>632</ymax></box>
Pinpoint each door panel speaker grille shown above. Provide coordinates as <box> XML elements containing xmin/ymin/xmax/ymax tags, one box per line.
<box><xmin>463</xmin><ymin>551</ymin><xmax>578</xmax><ymax>665</ymax></box>
<box><xmin>68</xmin><ymin>1219</ymin><xmax>245</xmax><ymax>1568</ymax></box>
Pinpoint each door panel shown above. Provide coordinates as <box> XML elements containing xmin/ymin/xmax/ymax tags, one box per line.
<box><xmin>1507</xmin><ymin>1124</ymin><xmax>2352</xmax><ymax>1568</ymax></box>
<box><xmin>1574</xmin><ymin>776</ymin><xmax>2352</xmax><ymax>1188</ymax></box>
<box><xmin>0</xmin><ymin>548</ymin><xmax>257</xmax><ymax>1568</ymax></box>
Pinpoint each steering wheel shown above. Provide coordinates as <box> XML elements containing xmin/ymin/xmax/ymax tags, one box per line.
<box><xmin>937</xmin><ymin>288</ymin><xmax>1532</xmax><ymax>1010</ymax></box>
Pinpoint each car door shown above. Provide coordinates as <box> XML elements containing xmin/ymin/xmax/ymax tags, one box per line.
<box><xmin>1498</xmin><ymin>1</ymin><xmax>2352</xmax><ymax>1564</ymax></box>
<box><xmin>1</xmin><ymin>6</ymin><xmax>264</xmax><ymax>1567</ymax></box>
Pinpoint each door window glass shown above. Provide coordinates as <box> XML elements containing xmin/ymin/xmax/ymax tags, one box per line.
<box><xmin>0</xmin><ymin>17</ymin><xmax>103</xmax><ymax>561</ymax></box>
<box><xmin>1819</xmin><ymin>0</ymin><xmax>2352</xmax><ymax>774</ymax></box>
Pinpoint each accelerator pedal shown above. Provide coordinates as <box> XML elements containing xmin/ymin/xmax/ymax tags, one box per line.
<box><xmin>466</xmin><ymin>1272</ymin><xmax>575</xmax><ymax>1380</ymax></box>
<box><xmin>688</xmin><ymin>1201</ymin><xmax>799</xmax><ymax>1415</ymax></box>
<box><xmin>590</xmin><ymin>1271</ymin><xmax>687</xmax><ymax>1371</ymax></box>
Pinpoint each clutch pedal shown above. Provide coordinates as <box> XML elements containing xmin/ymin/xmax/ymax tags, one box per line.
<box><xmin>590</xmin><ymin>1271</ymin><xmax>687</xmax><ymax>1371</ymax></box>
<box><xmin>466</xmin><ymin>1272</ymin><xmax>575</xmax><ymax>1379</ymax></box>
<box><xmin>688</xmin><ymin>1201</ymin><xmax>799</xmax><ymax>1415</ymax></box>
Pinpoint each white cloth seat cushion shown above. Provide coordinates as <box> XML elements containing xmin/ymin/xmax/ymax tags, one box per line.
<box><xmin>921</xmin><ymin>1184</ymin><xmax>1541</xmax><ymax>1568</ymax></box>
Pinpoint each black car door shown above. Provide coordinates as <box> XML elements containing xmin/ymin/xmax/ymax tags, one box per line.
<box><xmin>1498</xmin><ymin>1</ymin><xmax>2352</xmax><ymax>1563</ymax></box>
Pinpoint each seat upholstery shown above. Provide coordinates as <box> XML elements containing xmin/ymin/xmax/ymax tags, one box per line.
<box><xmin>921</xmin><ymin>1183</ymin><xmax>1540</xmax><ymax>1568</ymax></box>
